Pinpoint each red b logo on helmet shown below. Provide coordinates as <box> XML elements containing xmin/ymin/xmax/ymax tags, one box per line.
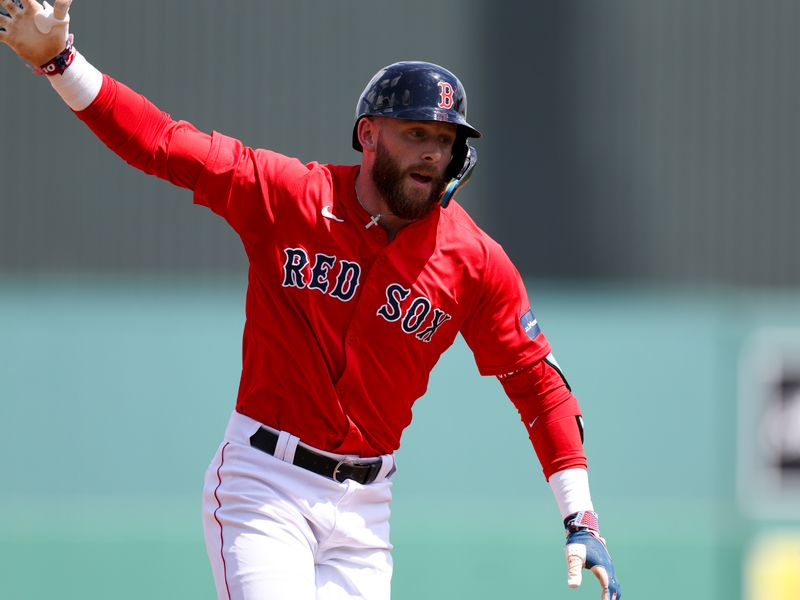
<box><xmin>437</xmin><ymin>81</ymin><xmax>454</xmax><ymax>109</ymax></box>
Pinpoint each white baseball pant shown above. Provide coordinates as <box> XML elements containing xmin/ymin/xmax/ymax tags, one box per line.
<box><xmin>202</xmin><ymin>411</ymin><xmax>396</xmax><ymax>600</ymax></box>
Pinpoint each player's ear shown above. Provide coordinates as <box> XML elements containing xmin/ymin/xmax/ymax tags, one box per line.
<box><xmin>357</xmin><ymin>117</ymin><xmax>379</xmax><ymax>151</ymax></box>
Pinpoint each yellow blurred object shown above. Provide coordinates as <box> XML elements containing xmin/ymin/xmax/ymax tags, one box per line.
<box><xmin>746</xmin><ymin>533</ymin><xmax>800</xmax><ymax>600</ymax></box>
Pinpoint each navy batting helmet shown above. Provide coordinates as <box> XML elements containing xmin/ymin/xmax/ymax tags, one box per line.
<box><xmin>352</xmin><ymin>61</ymin><xmax>481</xmax><ymax>207</ymax></box>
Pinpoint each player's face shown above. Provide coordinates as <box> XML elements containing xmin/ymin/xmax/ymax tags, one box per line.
<box><xmin>370</xmin><ymin>119</ymin><xmax>456</xmax><ymax>220</ymax></box>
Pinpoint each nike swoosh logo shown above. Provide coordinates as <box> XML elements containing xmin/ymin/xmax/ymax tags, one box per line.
<box><xmin>321</xmin><ymin>205</ymin><xmax>344</xmax><ymax>222</ymax></box>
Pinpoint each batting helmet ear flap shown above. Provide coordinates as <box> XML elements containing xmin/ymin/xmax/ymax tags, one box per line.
<box><xmin>446</xmin><ymin>130</ymin><xmax>469</xmax><ymax>180</ymax></box>
<box><xmin>440</xmin><ymin>143</ymin><xmax>477</xmax><ymax>208</ymax></box>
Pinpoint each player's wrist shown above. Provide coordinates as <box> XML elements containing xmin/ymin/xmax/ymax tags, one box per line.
<box><xmin>549</xmin><ymin>467</ymin><xmax>593</xmax><ymax>519</ymax></box>
<box><xmin>564</xmin><ymin>510</ymin><xmax>600</xmax><ymax>535</ymax></box>
<box><xmin>32</xmin><ymin>33</ymin><xmax>74</xmax><ymax>75</ymax></box>
<box><xmin>46</xmin><ymin>47</ymin><xmax>103</xmax><ymax>111</ymax></box>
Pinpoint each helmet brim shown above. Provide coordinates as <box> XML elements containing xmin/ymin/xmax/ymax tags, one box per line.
<box><xmin>352</xmin><ymin>113</ymin><xmax>481</xmax><ymax>152</ymax></box>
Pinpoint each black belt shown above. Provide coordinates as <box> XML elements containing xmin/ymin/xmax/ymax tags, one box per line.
<box><xmin>249</xmin><ymin>427</ymin><xmax>385</xmax><ymax>485</ymax></box>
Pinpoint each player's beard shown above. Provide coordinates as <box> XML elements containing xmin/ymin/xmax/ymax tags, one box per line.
<box><xmin>371</xmin><ymin>142</ymin><xmax>447</xmax><ymax>220</ymax></box>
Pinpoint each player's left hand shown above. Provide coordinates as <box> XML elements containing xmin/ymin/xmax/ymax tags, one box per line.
<box><xmin>564</xmin><ymin>511</ymin><xmax>622</xmax><ymax>600</ymax></box>
<box><xmin>0</xmin><ymin>0</ymin><xmax>72</xmax><ymax>67</ymax></box>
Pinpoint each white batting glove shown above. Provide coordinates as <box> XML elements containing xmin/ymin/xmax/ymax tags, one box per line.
<box><xmin>0</xmin><ymin>0</ymin><xmax>72</xmax><ymax>68</ymax></box>
<box><xmin>564</xmin><ymin>511</ymin><xmax>622</xmax><ymax>600</ymax></box>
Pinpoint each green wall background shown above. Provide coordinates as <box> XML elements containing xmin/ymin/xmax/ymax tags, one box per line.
<box><xmin>3</xmin><ymin>277</ymin><xmax>796</xmax><ymax>599</ymax></box>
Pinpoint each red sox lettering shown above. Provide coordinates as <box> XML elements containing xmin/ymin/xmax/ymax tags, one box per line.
<box><xmin>376</xmin><ymin>283</ymin><xmax>452</xmax><ymax>342</ymax></box>
<box><xmin>282</xmin><ymin>247</ymin><xmax>361</xmax><ymax>302</ymax></box>
<box><xmin>282</xmin><ymin>248</ymin><xmax>452</xmax><ymax>342</ymax></box>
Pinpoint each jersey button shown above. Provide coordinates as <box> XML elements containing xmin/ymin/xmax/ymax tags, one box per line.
<box><xmin>347</xmin><ymin>336</ymin><xmax>358</xmax><ymax>348</ymax></box>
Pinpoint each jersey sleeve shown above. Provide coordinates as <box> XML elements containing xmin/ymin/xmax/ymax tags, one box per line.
<box><xmin>76</xmin><ymin>74</ymin><xmax>211</xmax><ymax>190</ymax></box>
<box><xmin>460</xmin><ymin>241</ymin><xmax>551</xmax><ymax>376</ymax></box>
<box><xmin>193</xmin><ymin>132</ymin><xmax>315</xmax><ymax>244</ymax></box>
<box><xmin>75</xmin><ymin>74</ymin><xmax>315</xmax><ymax>246</ymax></box>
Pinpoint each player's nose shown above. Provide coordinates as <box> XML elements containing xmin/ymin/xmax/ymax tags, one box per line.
<box><xmin>420</xmin><ymin>142</ymin><xmax>446</xmax><ymax>164</ymax></box>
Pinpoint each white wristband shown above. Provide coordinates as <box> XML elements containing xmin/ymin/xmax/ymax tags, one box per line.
<box><xmin>47</xmin><ymin>49</ymin><xmax>102</xmax><ymax>111</ymax></box>
<box><xmin>549</xmin><ymin>468</ymin><xmax>594</xmax><ymax>519</ymax></box>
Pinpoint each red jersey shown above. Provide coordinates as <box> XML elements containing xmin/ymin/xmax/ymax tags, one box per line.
<box><xmin>194</xmin><ymin>134</ymin><xmax>550</xmax><ymax>455</ymax></box>
<box><xmin>78</xmin><ymin>76</ymin><xmax>573</xmax><ymax>462</ymax></box>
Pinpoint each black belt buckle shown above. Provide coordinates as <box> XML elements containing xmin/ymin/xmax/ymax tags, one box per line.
<box><xmin>332</xmin><ymin>457</ymin><xmax>378</xmax><ymax>484</ymax></box>
<box><xmin>250</xmin><ymin>426</ymin><xmax>384</xmax><ymax>484</ymax></box>
<box><xmin>332</xmin><ymin>458</ymin><xmax>357</xmax><ymax>483</ymax></box>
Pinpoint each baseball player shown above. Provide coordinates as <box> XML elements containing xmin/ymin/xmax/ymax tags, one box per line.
<box><xmin>1</xmin><ymin>2</ymin><xmax>622</xmax><ymax>599</ymax></box>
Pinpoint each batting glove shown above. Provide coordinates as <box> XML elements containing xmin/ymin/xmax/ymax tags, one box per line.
<box><xmin>564</xmin><ymin>511</ymin><xmax>622</xmax><ymax>600</ymax></box>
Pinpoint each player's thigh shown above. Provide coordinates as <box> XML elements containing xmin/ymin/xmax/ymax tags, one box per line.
<box><xmin>202</xmin><ymin>442</ymin><xmax>317</xmax><ymax>600</ymax></box>
<box><xmin>316</xmin><ymin>547</ymin><xmax>393</xmax><ymax>600</ymax></box>
<box><xmin>315</xmin><ymin>480</ymin><xmax>394</xmax><ymax>600</ymax></box>
<box><xmin>218</xmin><ymin>517</ymin><xmax>317</xmax><ymax>600</ymax></box>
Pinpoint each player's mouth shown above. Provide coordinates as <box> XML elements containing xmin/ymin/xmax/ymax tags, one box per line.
<box><xmin>409</xmin><ymin>172</ymin><xmax>434</xmax><ymax>186</ymax></box>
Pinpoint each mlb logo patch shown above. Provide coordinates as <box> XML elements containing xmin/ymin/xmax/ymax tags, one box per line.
<box><xmin>520</xmin><ymin>309</ymin><xmax>542</xmax><ymax>340</ymax></box>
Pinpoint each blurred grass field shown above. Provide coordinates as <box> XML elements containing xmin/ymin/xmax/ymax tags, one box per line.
<box><xmin>1</xmin><ymin>276</ymin><xmax>797</xmax><ymax>599</ymax></box>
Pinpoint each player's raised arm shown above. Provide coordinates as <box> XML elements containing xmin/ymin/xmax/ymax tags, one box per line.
<box><xmin>0</xmin><ymin>0</ymin><xmax>71</xmax><ymax>69</ymax></box>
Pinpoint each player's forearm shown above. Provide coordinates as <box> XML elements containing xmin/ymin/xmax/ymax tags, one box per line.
<box><xmin>500</xmin><ymin>359</ymin><xmax>587</xmax><ymax>479</ymax></box>
<box><xmin>48</xmin><ymin>50</ymin><xmax>210</xmax><ymax>189</ymax></box>
<box><xmin>549</xmin><ymin>468</ymin><xmax>593</xmax><ymax>518</ymax></box>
